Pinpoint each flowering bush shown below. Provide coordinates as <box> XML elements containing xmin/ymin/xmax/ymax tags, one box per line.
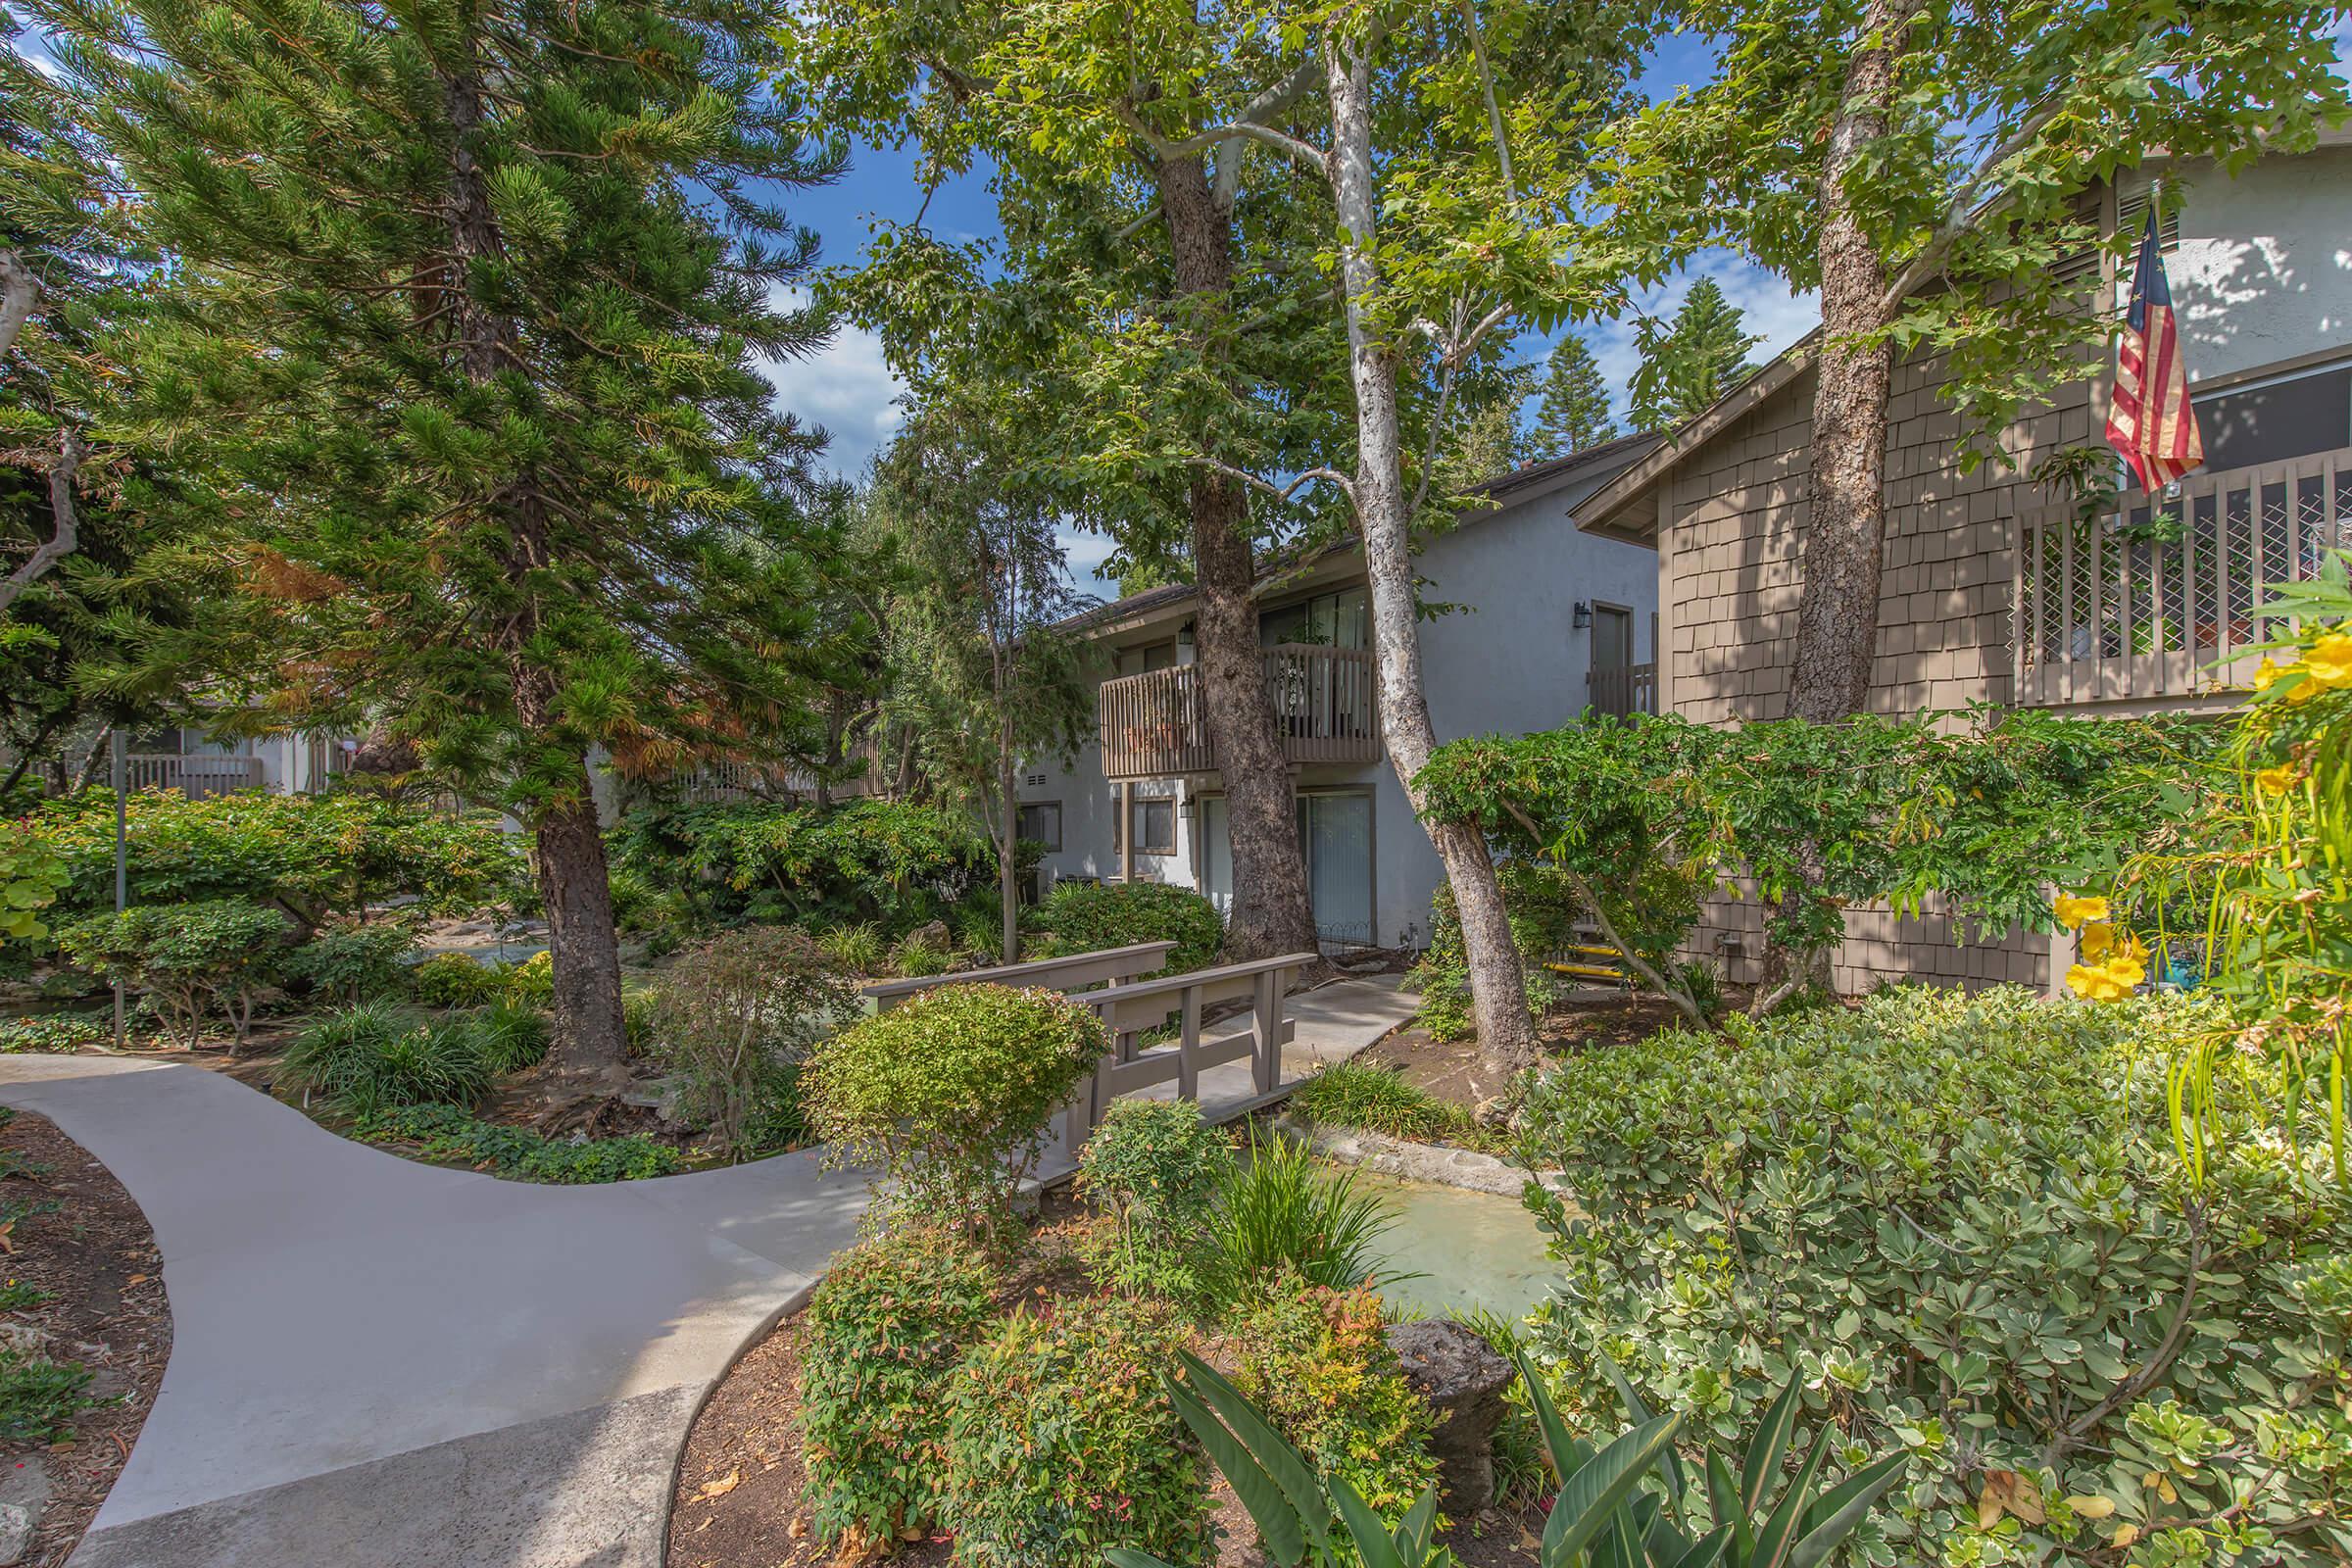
<box><xmin>1520</xmin><ymin>985</ymin><xmax>2351</xmax><ymax>1566</ymax></box>
<box><xmin>2076</xmin><ymin>553</ymin><xmax>2352</xmax><ymax>1181</ymax></box>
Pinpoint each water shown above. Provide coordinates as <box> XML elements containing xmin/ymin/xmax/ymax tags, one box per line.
<box><xmin>1349</xmin><ymin>1169</ymin><xmax>1558</xmax><ymax>1325</ymax></box>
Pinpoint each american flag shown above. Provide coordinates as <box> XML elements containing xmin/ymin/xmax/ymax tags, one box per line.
<box><xmin>2104</xmin><ymin>208</ymin><xmax>2203</xmax><ymax>494</ymax></box>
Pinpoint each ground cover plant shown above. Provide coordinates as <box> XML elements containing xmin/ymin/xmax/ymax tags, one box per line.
<box><xmin>1520</xmin><ymin>984</ymin><xmax>2352</xmax><ymax>1565</ymax></box>
<box><xmin>1288</xmin><ymin>1061</ymin><xmax>1495</xmax><ymax>1152</ymax></box>
<box><xmin>354</xmin><ymin>1103</ymin><xmax>680</xmax><ymax>1183</ymax></box>
<box><xmin>1204</xmin><ymin>1129</ymin><xmax>1398</xmax><ymax>1305</ymax></box>
<box><xmin>0</xmin><ymin>1013</ymin><xmax>104</xmax><ymax>1053</ymax></box>
<box><xmin>802</xmin><ymin>982</ymin><xmax>1104</xmax><ymax>1228</ymax></box>
<box><xmin>280</xmin><ymin>1002</ymin><xmax>492</xmax><ymax>1115</ymax></box>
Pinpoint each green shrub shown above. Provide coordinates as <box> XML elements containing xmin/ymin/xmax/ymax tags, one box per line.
<box><xmin>0</xmin><ymin>1348</ymin><xmax>95</xmax><ymax>1443</ymax></box>
<box><xmin>0</xmin><ymin>821</ymin><xmax>68</xmax><ymax>948</ymax></box>
<box><xmin>621</xmin><ymin>983</ymin><xmax>660</xmax><ymax>1055</ymax></box>
<box><xmin>282</xmin><ymin>1002</ymin><xmax>491</xmax><ymax>1114</ymax></box>
<box><xmin>1204</xmin><ymin>1130</ymin><xmax>1397</xmax><ymax>1304</ymax></box>
<box><xmin>953</xmin><ymin>902</ymin><xmax>1004</xmax><ymax>964</ymax></box>
<box><xmin>1075</xmin><ymin>1099</ymin><xmax>1232</xmax><ymax>1299</ymax></box>
<box><xmin>494</xmin><ymin>950</ymin><xmax>554</xmax><ymax>1005</ymax></box>
<box><xmin>1231</xmin><ymin>1273</ymin><xmax>1439</xmax><ymax>1536</ymax></box>
<box><xmin>22</xmin><ymin>788</ymin><xmax>529</xmax><ymax>928</ymax></box>
<box><xmin>650</xmin><ymin>926</ymin><xmax>857</xmax><ymax>1157</ymax></box>
<box><xmin>1523</xmin><ymin>985</ymin><xmax>2352</xmax><ymax>1566</ymax></box>
<box><xmin>0</xmin><ymin>1013</ymin><xmax>105</xmax><ymax>1054</ymax></box>
<box><xmin>355</xmin><ymin>1102</ymin><xmax>681</xmax><ymax>1182</ymax></box>
<box><xmin>943</xmin><ymin>1295</ymin><xmax>1211</xmax><ymax>1568</ymax></box>
<box><xmin>412</xmin><ymin>952</ymin><xmax>500</xmax><ymax>1007</ymax></box>
<box><xmin>1025</xmin><ymin>879</ymin><xmax>1224</xmax><ymax>974</ymax></box>
<box><xmin>800</xmin><ymin>1226</ymin><xmax>1001</xmax><ymax>1549</ymax></box>
<box><xmin>465</xmin><ymin>999</ymin><xmax>551</xmax><ymax>1073</ymax></box>
<box><xmin>815</xmin><ymin>921</ymin><xmax>887</xmax><ymax>976</ymax></box>
<box><xmin>57</xmin><ymin>900</ymin><xmax>289</xmax><ymax>1048</ymax></box>
<box><xmin>605</xmin><ymin>798</ymin><xmax>994</xmax><ymax>931</ymax></box>
<box><xmin>282</xmin><ymin>919</ymin><xmax>419</xmax><ymax>1005</ymax></box>
<box><xmin>1289</xmin><ymin>1061</ymin><xmax>1490</xmax><ymax>1150</ymax></box>
<box><xmin>890</xmin><ymin>925</ymin><xmax>952</xmax><ymax>977</ymax></box>
<box><xmin>1406</xmin><ymin>860</ymin><xmax>1585</xmax><ymax>1041</ymax></box>
<box><xmin>804</xmin><ymin>983</ymin><xmax>1105</xmax><ymax>1226</ymax></box>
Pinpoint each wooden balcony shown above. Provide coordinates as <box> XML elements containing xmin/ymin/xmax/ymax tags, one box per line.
<box><xmin>1587</xmin><ymin>662</ymin><xmax>1656</xmax><ymax>719</ymax></box>
<box><xmin>1098</xmin><ymin>644</ymin><xmax>1381</xmax><ymax>781</ymax></box>
<box><xmin>2016</xmin><ymin>445</ymin><xmax>2352</xmax><ymax>709</ymax></box>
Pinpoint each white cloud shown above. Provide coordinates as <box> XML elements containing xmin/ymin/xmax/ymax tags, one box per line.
<box><xmin>758</xmin><ymin>287</ymin><xmax>906</xmax><ymax>481</ymax></box>
<box><xmin>1056</xmin><ymin>525</ymin><xmax>1120</xmax><ymax>601</ymax></box>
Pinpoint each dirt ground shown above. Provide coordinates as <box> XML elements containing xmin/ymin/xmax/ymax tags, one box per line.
<box><xmin>0</xmin><ymin>1108</ymin><xmax>171</xmax><ymax>1568</ymax></box>
<box><xmin>1352</xmin><ymin>988</ymin><xmax>1721</xmax><ymax>1113</ymax></box>
<box><xmin>670</xmin><ymin>1190</ymin><xmax>1547</xmax><ymax>1568</ymax></box>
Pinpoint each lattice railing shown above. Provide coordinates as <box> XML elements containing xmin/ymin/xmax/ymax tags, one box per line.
<box><xmin>2016</xmin><ymin>446</ymin><xmax>2352</xmax><ymax>707</ymax></box>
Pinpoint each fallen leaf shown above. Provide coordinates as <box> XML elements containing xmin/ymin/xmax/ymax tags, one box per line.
<box><xmin>1980</xmin><ymin>1469</ymin><xmax>2046</xmax><ymax>1527</ymax></box>
<box><xmin>696</xmin><ymin>1469</ymin><xmax>740</xmax><ymax>1499</ymax></box>
<box><xmin>2067</xmin><ymin>1494</ymin><xmax>2117</xmax><ymax>1520</ymax></box>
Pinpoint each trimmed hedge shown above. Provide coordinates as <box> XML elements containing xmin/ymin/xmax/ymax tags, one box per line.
<box><xmin>1023</xmin><ymin>879</ymin><xmax>1223</xmax><ymax>975</ymax></box>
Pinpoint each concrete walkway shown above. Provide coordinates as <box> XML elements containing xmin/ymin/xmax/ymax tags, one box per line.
<box><xmin>0</xmin><ymin>975</ymin><xmax>1416</xmax><ymax>1568</ymax></box>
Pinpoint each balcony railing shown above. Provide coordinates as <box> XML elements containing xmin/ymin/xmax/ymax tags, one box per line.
<box><xmin>2016</xmin><ymin>445</ymin><xmax>2352</xmax><ymax>708</ymax></box>
<box><xmin>1098</xmin><ymin>644</ymin><xmax>1381</xmax><ymax>780</ymax></box>
<box><xmin>1587</xmin><ymin>662</ymin><xmax>1656</xmax><ymax>719</ymax></box>
<box><xmin>123</xmin><ymin>754</ymin><xmax>266</xmax><ymax>799</ymax></box>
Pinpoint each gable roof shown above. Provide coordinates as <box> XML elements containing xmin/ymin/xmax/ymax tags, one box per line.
<box><xmin>1057</xmin><ymin>431</ymin><xmax>1667</xmax><ymax>640</ymax></box>
<box><xmin>1570</xmin><ymin>332</ymin><xmax>1821</xmax><ymax>544</ymax></box>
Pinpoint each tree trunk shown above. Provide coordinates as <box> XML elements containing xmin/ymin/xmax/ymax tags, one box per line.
<box><xmin>1323</xmin><ymin>37</ymin><xmax>1537</xmax><ymax>1089</ymax></box>
<box><xmin>441</xmin><ymin>59</ymin><xmax>630</xmax><ymax>1080</ymax></box>
<box><xmin>1788</xmin><ymin>0</ymin><xmax>1903</xmax><ymax>722</ymax></box>
<box><xmin>533</xmin><ymin>777</ymin><xmax>630</xmax><ymax>1082</ymax></box>
<box><xmin>999</xmin><ymin>738</ymin><xmax>1021</xmax><ymax>964</ymax></box>
<box><xmin>1158</xmin><ymin>156</ymin><xmax>1320</xmax><ymax>963</ymax></box>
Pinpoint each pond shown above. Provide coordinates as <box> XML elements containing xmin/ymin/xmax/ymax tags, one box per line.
<box><xmin>1351</xmin><ymin>1168</ymin><xmax>1558</xmax><ymax>1326</ymax></box>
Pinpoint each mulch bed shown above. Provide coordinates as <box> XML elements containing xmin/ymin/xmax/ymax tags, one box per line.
<box><xmin>0</xmin><ymin>1108</ymin><xmax>172</xmax><ymax>1568</ymax></box>
<box><xmin>669</xmin><ymin>1194</ymin><xmax>1545</xmax><ymax>1568</ymax></box>
<box><xmin>1354</xmin><ymin>989</ymin><xmax>1741</xmax><ymax>1114</ymax></box>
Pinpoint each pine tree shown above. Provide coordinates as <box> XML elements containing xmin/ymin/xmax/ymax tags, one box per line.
<box><xmin>1627</xmin><ymin>275</ymin><xmax>1761</xmax><ymax>432</ymax></box>
<box><xmin>40</xmin><ymin>0</ymin><xmax>860</xmax><ymax>1084</ymax></box>
<box><xmin>1526</xmin><ymin>334</ymin><xmax>1617</xmax><ymax>460</ymax></box>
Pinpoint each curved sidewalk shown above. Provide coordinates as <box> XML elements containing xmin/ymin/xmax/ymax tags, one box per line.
<box><xmin>0</xmin><ymin>975</ymin><xmax>1415</xmax><ymax>1568</ymax></box>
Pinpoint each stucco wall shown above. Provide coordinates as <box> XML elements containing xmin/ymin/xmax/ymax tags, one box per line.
<box><xmin>1019</xmin><ymin>471</ymin><xmax>1660</xmax><ymax>953</ymax></box>
<box><xmin>2132</xmin><ymin>147</ymin><xmax>2352</xmax><ymax>386</ymax></box>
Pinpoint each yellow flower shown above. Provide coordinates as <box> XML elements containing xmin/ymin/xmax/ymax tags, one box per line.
<box><xmin>2252</xmin><ymin>657</ymin><xmax>2281</xmax><ymax>692</ymax></box>
<box><xmin>2053</xmin><ymin>893</ymin><xmax>2109</xmax><ymax>930</ymax></box>
<box><xmin>2080</xmin><ymin>922</ymin><xmax>2117</xmax><ymax>959</ymax></box>
<box><xmin>2306</xmin><ymin>632</ymin><xmax>2352</xmax><ymax>688</ymax></box>
<box><xmin>2285</xmin><ymin>673</ymin><xmax>2321</xmax><ymax>705</ymax></box>
<box><xmin>2255</xmin><ymin>763</ymin><xmax>2297</xmax><ymax>797</ymax></box>
<box><xmin>2066</xmin><ymin>953</ymin><xmax>2145</xmax><ymax>1002</ymax></box>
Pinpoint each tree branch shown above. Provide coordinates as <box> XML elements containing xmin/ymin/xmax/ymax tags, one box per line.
<box><xmin>1879</xmin><ymin>90</ymin><xmax>2075</xmax><ymax>315</ymax></box>
<box><xmin>0</xmin><ymin>427</ymin><xmax>87</xmax><ymax>616</ymax></box>
<box><xmin>0</xmin><ymin>249</ymin><xmax>36</xmax><ymax>366</ymax></box>
<box><xmin>1185</xmin><ymin>455</ymin><xmax>1356</xmax><ymax>510</ymax></box>
<box><xmin>1495</xmin><ymin>799</ymin><xmax>1710</xmax><ymax>1029</ymax></box>
<box><xmin>1212</xmin><ymin>57</ymin><xmax>1325</xmax><ymax>207</ymax></box>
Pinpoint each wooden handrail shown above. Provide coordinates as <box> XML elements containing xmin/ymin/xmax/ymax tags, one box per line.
<box><xmin>1097</xmin><ymin>644</ymin><xmax>1382</xmax><ymax>779</ymax></box>
<box><xmin>1060</xmin><ymin>951</ymin><xmax>1314</xmax><ymax>1149</ymax></box>
<box><xmin>862</xmin><ymin>940</ymin><xmax>1178</xmax><ymax>1009</ymax></box>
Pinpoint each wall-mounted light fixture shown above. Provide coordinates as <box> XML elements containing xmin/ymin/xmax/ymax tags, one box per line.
<box><xmin>1571</xmin><ymin>601</ymin><xmax>1592</xmax><ymax>629</ymax></box>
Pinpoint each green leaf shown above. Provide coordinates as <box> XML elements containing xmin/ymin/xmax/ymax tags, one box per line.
<box><xmin>1740</xmin><ymin>1374</ymin><xmax>1802</xmax><ymax>1517</ymax></box>
<box><xmin>1543</xmin><ymin>1413</ymin><xmax>1682</xmax><ymax>1567</ymax></box>
<box><xmin>1786</xmin><ymin>1454</ymin><xmax>1909</xmax><ymax>1568</ymax></box>
<box><xmin>1747</xmin><ymin>1435</ymin><xmax>1831</xmax><ymax>1568</ymax></box>
<box><xmin>1516</xmin><ymin>1345</ymin><xmax>1581</xmax><ymax>1485</ymax></box>
<box><xmin>1332</xmin><ymin>1476</ymin><xmax>1410</xmax><ymax>1568</ymax></box>
<box><xmin>1599</xmin><ymin>1348</ymin><xmax>1686</xmax><ymax>1510</ymax></box>
<box><xmin>1168</xmin><ymin>1352</ymin><xmax>1325</xmax><ymax>1562</ymax></box>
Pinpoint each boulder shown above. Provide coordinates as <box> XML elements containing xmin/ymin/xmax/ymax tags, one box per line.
<box><xmin>1387</xmin><ymin>1318</ymin><xmax>1516</xmax><ymax>1512</ymax></box>
<box><xmin>0</xmin><ymin>1501</ymin><xmax>31</xmax><ymax>1566</ymax></box>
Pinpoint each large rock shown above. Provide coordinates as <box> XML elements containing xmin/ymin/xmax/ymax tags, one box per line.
<box><xmin>0</xmin><ymin>1501</ymin><xmax>32</xmax><ymax>1566</ymax></box>
<box><xmin>1387</xmin><ymin>1318</ymin><xmax>1516</xmax><ymax>1512</ymax></box>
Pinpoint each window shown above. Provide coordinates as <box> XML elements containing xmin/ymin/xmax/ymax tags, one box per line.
<box><xmin>2191</xmin><ymin>363</ymin><xmax>2352</xmax><ymax>472</ymax></box>
<box><xmin>1115</xmin><ymin>642</ymin><xmax>1180</xmax><ymax>676</ymax></box>
<box><xmin>1130</xmin><ymin>796</ymin><xmax>1175</xmax><ymax>856</ymax></box>
<box><xmin>1016</xmin><ymin>802</ymin><xmax>1062</xmax><ymax>854</ymax></box>
<box><xmin>1260</xmin><ymin>586</ymin><xmax>1370</xmax><ymax>650</ymax></box>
